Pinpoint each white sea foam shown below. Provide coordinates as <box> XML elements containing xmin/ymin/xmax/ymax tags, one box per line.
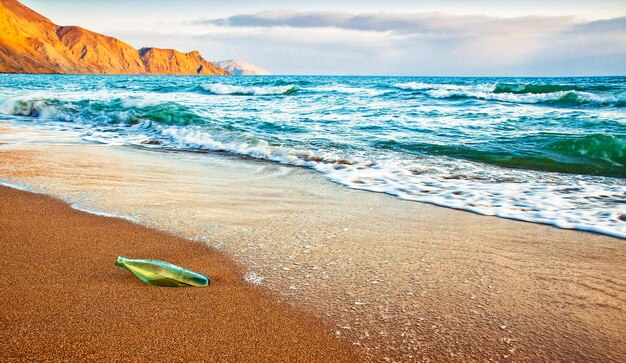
<box><xmin>143</xmin><ymin>125</ymin><xmax>626</xmax><ymax>239</ymax></box>
<box><xmin>119</xmin><ymin>97</ymin><xmax>160</xmax><ymax>109</ymax></box>
<box><xmin>156</xmin><ymin>126</ymin><xmax>283</xmax><ymax>160</ymax></box>
<box><xmin>200</xmin><ymin>83</ymin><xmax>297</xmax><ymax>96</ymax></box>
<box><xmin>393</xmin><ymin>82</ymin><xmax>439</xmax><ymax>91</ymax></box>
<box><xmin>393</xmin><ymin>82</ymin><xmax>624</xmax><ymax>106</ymax></box>
<box><xmin>426</xmin><ymin>88</ymin><xmax>601</xmax><ymax>104</ymax></box>
<box><xmin>322</xmin><ymin>162</ymin><xmax>626</xmax><ymax>239</ymax></box>
<box><xmin>153</xmin><ymin>125</ymin><xmax>358</xmax><ymax>172</ymax></box>
<box><xmin>0</xmin><ymin>179</ymin><xmax>33</xmax><ymax>192</ymax></box>
<box><xmin>244</xmin><ymin>271</ymin><xmax>266</xmax><ymax>285</ymax></box>
<box><xmin>0</xmin><ymin>96</ymin><xmax>66</xmax><ymax>119</ymax></box>
<box><xmin>308</xmin><ymin>84</ymin><xmax>386</xmax><ymax>96</ymax></box>
<box><xmin>0</xmin><ymin>178</ymin><xmax>139</xmax><ymax>223</ymax></box>
<box><xmin>69</xmin><ymin>203</ymin><xmax>139</xmax><ymax>223</ymax></box>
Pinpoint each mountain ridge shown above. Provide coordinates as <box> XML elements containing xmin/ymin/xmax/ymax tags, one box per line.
<box><xmin>0</xmin><ymin>0</ymin><xmax>230</xmax><ymax>75</ymax></box>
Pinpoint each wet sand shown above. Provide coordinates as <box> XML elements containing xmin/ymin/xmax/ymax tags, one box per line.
<box><xmin>0</xmin><ymin>186</ymin><xmax>358</xmax><ymax>362</ymax></box>
<box><xmin>0</xmin><ymin>139</ymin><xmax>625</xmax><ymax>362</ymax></box>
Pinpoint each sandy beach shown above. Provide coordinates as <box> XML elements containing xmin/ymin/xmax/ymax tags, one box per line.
<box><xmin>0</xmin><ymin>138</ymin><xmax>624</xmax><ymax>362</ymax></box>
<box><xmin>0</xmin><ymin>186</ymin><xmax>358</xmax><ymax>361</ymax></box>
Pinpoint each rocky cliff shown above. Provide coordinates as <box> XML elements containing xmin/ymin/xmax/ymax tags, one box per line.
<box><xmin>139</xmin><ymin>48</ymin><xmax>226</xmax><ymax>75</ymax></box>
<box><xmin>0</xmin><ymin>0</ymin><xmax>230</xmax><ymax>75</ymax></box>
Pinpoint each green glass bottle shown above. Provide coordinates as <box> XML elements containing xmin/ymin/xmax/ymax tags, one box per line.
<box><xmin>115</xmin><ymin>256</ymin><xmax>209</xmax><ymax>287</ymax></box>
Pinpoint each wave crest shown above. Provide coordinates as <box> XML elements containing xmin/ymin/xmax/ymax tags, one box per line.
<box><xmin>200</xmin><ymin>83</ymin><xmax>298</xmax><ymax>96</ymax></box>
<box><xmin>0</xmin><ymin>97</ymin><xmax>67</xmax><ymax>119</ymax></box>
<box><xmin>0</xmin><ymin>96</ymin><xmax>207</xmax><ymax>127</ymax></box>
<box><xmin>492</xmin><ymin>83</ymin><xmax>581</xmax><ymax>94</ymax></box>
<box><xmin>375</xmin><ymin>134</ymin><xmax>626</xmax><ymax>178</ymax></box>
<box><xmin>392</xmin><ymin>82</ymin><xmax>625</xmax><ymax>107</ymax></box>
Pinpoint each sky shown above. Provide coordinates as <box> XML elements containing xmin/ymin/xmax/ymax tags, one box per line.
<box><xmin>20</xmin><ymin>0</ymin><xmax>626</xmax><ymax>76</ymax></box>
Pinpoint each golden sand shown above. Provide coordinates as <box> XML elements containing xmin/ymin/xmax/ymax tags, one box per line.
<box><xmin>0</xmin><ymin>186</ymin><xmax>358</xmax><ymax>361</ymax></box>
<box><xmin>0</xmin><ymin>141</ymin><xmax>625</xmax><ymax>361</ymax></box>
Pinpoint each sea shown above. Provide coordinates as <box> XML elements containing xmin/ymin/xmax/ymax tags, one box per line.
<box><xmin>0</xmin><ymin>74</ymin><xmax>624</xmax><ymax>238</ymax></box>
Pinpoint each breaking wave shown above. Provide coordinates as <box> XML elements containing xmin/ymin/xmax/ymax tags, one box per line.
<box><xmin>199</xmin><ymin>83</ymin><xmax>299</xmax><ymax>96</ymax></box>
<box><xmin>393</xmin><ymin>82</ymin><xmax>626</xmax><ymax>107</ymax></box>
<box><xmin>374</xmin><ymin>134</ymin><xmax>626</xmax><ymax>178</ymax></box>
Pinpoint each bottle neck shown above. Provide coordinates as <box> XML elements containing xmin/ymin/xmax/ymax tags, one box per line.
<box><xmin>115</xmin><ymin>256</ymin><xmax>126</xmax><ymax>267</ymax></box>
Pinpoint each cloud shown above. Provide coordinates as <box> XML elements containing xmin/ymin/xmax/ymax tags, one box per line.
<box><xmin>198</xmin><ymin>10</ymin><xmax>575</xmax><ymax>37</ymax></box>
<box><xmin>570</xmin><ymin>16</ymin><xmax>626</xmax><ymax>32</ymax></box>
<box><xmin>183</xmin><ymin>11</ymin><xmax>626</xmax><ymax>75</ymax></box>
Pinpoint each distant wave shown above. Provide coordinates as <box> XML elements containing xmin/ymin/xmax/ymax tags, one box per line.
<box><xmin>393</xmin><ymin>82</ymin><xmax>626</xmax><ymax>107</ymax></box>
<box><xmin>252</xmin><ymin>79</ymin><xmax>314</xmax><ymax>87</ymax></box>
<box><xmin>493</xmin><ymin>83</ymin><xmax>581</xmax><ymax>94</ymax></box>
<box><xmin>393</xmin><ymin>82</ymin><xmax>439</xmax><ymax>91</ymax></box>
<box><xmin>199</xmin><ymin>83</ymin><xmax>298</xmax><ymax>96</ymax></box>
<box><xmin>493</xmin><ymin>83</ymin><xmax>618</xmax><ymax>94</ymax></box>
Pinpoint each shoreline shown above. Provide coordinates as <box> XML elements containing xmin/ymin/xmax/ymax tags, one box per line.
<box><xmin>1</xmin><ymin>142</ymin><xmax>625</xmax><ymax>361</ymax></box>
<box><xmin>111</xmin><ymin>145</ymin><xmax>626</xmax><ymax>241</ymax></box>
<box><xmin>2</xmin><ymin>115</ymin><xmax>624</xmax><ymax>240</ymax></box>
<box><xmin>0</xmin><ymin>186</ymin><xmax>358</xmax><ymax>361</ymax></box>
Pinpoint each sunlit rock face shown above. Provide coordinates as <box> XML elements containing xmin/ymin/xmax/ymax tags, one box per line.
<box><xmin>0</xmin><ymin>0</ymin><xmax>230</xmax><ymax>75</ymax></box>
<box><xmin>140</xmin><ymin>48</ymin><xmax>229</xmax><ymax>75</ymax></box>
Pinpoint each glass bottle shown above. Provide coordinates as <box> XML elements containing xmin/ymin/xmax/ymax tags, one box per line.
<box><xmin>115</xmin><ymin>256</ymin><xmax>209</xmax><ymax>287</ymax></box>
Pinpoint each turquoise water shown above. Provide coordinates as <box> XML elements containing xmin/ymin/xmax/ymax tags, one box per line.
<box><xmin>0</xmin><ymin>74</ymin><xmax>624</xmax><ymax>237</ymax></box>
